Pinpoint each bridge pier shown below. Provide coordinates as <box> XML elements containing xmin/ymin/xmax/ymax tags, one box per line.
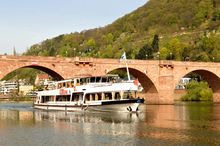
<box><xmin>140</xmin><ymin>93</ymin><xmax>159</xmax><ymax>104</ymax></box>
<box><xmin>141</xmin><ymin>92</ymin><xmax>174</xmax><ymax>105</ymax></box>
<box><xmin>157</xmin><ymin>74</ymin><xmax>175</xmax><ymax>104</ymax></box>
<box><xmin>213</xmin><ymin>93</ymin><xmax>220</xmax><ymax>103</ymax></box>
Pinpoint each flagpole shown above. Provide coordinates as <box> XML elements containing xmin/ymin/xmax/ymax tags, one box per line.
<box><xmin>125</xmin><ymin>59</ymin><xmax>131</xmax><ymax>81</ymax></box>
<box><xmin>120</xmin><ymin>52</ymin><xmax>130</xmax><ymax>81</ymax></box>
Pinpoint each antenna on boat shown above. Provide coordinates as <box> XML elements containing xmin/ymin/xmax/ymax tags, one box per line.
<box><xmin>120</xmin><ymin>52</ymin><xmax>131</xmax><ymax>81</ymax></box>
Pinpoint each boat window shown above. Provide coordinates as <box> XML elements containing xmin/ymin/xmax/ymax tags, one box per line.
<box><xmin>85</xmin><ymin>94</ymin><xmax>90</xmax><ymax>101</ymax></box>
<box><xmin>96</xmin><ymin>77</ymin><xmax>101</xmax><ymax>83</ymax></box>
<box><xmin>73</xmin><ymin>95</ymin><xmax>79</xmax><ymax>102</ymax></box>
<box><xmin>85</xmin><ymin>94</ymin><xmax>96</xmax><ymax>102</ymax></box>
<box><xmin>72</xmin><ymin>93</ymin><xmax>83</xmax><ymax>101</ymax></box>
<box><xmin>123</xmin><ymin>92</ymin><xmax>134</xmax><ymax>99</ymax></box>
<box><xmin>104</xmin><ymin>92</ymin><xmax>112</xmax><ymax>100</ymax></box>
<box><xmin>86</xmin><ymin>78</ymin><xmax>90</xmax><ymax>83</ymax></box>
<box><xmin>90</xmin><ymin>77</ymin><xmax>96</xmax><ymax>83</ymax></box>
<box><xmin>115</xmin><ymin>92</ymin><xmax>120</xmax><ymax>100</ymax></box>
<box><xmin>108</xmin><ymin>77</ymin><xmax>117</xmax><ymax>83</ymax></box>
<box><xmin>101</xmin><ymin>77</ymin><xmax>107</xmax><ymax>83</ymax></box>
<box><xmin>42</xmin><ymin>96</ymin><xmax>52</xmax><ymax>103</ymax></box>
<box><xmin>80</xmin><ymin>78</ymin><xmax>87</xmax><ymax>85</ymax></box>
<box><xmin>97</xmin><ymin>93</ymin><xmax>102</xmax><ymax>100</ymax></box>
<box><xmin>107</xmin><ymin>77</ymin><xmax>112</xmax><ymax>82</ymax></box>
<box><xmin>91</xmin><ymin>94</ymin><xmax>95</xmax><ymax>100</ymax></box>
<box><xmin>58</xmin><ymin>83</ymin><xmax>62</xmax><ymax>88</ymax></box>
<box><xmin>56</xmin><ymin>95</ymin><xmax>70</xmax><ymax>101</ymax></box>
<box><xmin>76</xmin><ymin>79</ymin><xmax>80</xmax><ymax>85</ymax></box>
<box><xmin>62</xmin><ymin>82</ymin><xmax>66</xmax><ymax>88</ymax></box>
<box><xmin>66</xmin><ymin>82</ymin><xmax>70</xmax><ymax>88</ymax></box>
<box><xmin>70</xmin><ymin>81</ymin><xmax>74</xmax><ymax>87</ymax></box>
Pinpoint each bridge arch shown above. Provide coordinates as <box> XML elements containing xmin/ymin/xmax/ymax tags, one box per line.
<box><xmin>1</xmin><ymin>65</ymin><xmax>64</xmax><ymax>81</ymax></box>
<box><xmin>176</xmin><ymin>69</ymin><xmax>220</xmax><ymax>92</ymax></box>
<box><xmin>175</xmin><ymin>69</ymin><xmax>220</xmax><ymax>102</ymax></box>
<box><xmin>107</xmin><ymin>67</ymin><xmax>158</xmax><ymax>93</ymax></box>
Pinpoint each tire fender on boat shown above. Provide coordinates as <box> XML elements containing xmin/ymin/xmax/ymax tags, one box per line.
<box><xmin>127</xmin><ymin>106</ymin><xmax>132</xmax><ymax>112</ymax></box>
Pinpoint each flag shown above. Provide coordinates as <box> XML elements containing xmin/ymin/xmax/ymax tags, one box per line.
<box><xmin>120</xmin><ymin>52</ymin><xmax>126</xmax><ymax>61</ymax></box>
<box><xmin>133</xmin><ymin>79</ymin><xmax>139</xmax><ymax>86</ymax></box>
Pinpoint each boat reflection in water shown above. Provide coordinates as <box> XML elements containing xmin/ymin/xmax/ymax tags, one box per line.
<box><xmin>34</xmin><ymin>110</ymin><xmax>146</xmax><ymax>124</ymax></box>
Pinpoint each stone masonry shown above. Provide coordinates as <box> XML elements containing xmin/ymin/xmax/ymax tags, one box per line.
<box><xmin>0</xmin><ymin>55</ymin><xmax>219</xmax><ymax>104</ymax></box>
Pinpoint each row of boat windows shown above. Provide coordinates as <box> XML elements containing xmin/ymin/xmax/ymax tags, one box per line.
<box><xmin>84</xmin><ymin>92</ymin><xmax>134</xmax><ymax>101</ymax></box>
<box><xmin>57</xmin><ymin>76</ymin><xmax>119</xmax><ymax>89</ymax></box>
<box><xmin>41</xmin><ymin>92</ymin><xmax>135</xmax><ymax>103</ymax></box>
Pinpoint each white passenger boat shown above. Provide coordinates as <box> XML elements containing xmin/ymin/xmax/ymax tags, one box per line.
<box><xmin>34</xmin><ymin>75</ymin><xmax>144</xmax><ymax>112</ymax></box>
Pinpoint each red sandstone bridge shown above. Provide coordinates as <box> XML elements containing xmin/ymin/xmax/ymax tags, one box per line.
<box><xmin>0</xmin><ymin>55</ymin><xmax>220</xmax><ymax>104</ymax></box>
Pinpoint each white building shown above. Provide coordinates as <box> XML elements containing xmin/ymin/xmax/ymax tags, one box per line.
<box><xmin>176</xmin><ymin>78</ymin><xmax>191</xmax><ymax>89</ymax></box>
<box><xmin>0</xmin><ymin>81</ymin><xmax>18</xmax><ymax>95</ymax></box>
<box><xmin>0</xmin><ymin>80</ymin><xmax>34</xmax><ymax>95</ymax></box>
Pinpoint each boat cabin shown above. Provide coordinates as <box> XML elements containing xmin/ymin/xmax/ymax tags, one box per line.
<box><xmin>38</xmin><ymin>90</ymin><xmax>136</xmax><ymax>105</ymax></box>
<box><xmin>56</xmin><ymin>74</ymin><xmax>120</xmax><ymax>89</ymax></box>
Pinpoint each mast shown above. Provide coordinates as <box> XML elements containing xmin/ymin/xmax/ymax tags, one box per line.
<box><xmin>120</xmin><ymin>52</ymin><xmax>130</xmax><ymax>81</ymax></box>
<box><xmin>125</xmin><ymin>59</ymin><xmax>131</xmax><ymax>81</ymax></box>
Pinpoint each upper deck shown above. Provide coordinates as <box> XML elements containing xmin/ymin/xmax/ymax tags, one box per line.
<box><xmin>54</xmin><ymin>74</ymin><xmax>120</xmax><ymax>89</ymax></box>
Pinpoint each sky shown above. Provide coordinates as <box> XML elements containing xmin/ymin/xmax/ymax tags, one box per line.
<box><xmin>0</xmin><ymin>0</ymin><xmax>147</xmax><ymax>55</ymax></box>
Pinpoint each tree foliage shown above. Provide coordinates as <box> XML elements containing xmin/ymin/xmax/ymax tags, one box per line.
<box><xmin>136</xmin><ymin>44</ymin><xmax>153</xmax><ymax>60</ymax></box>
<box><xmin>181</xmin><ymin>81</ymin><xmax>213</xmax><ymax>101</ymax></box>
<box><xmin>23</xmin><ymin>0</ymin><xmax>220</xmax><ymax>63</ymax></box>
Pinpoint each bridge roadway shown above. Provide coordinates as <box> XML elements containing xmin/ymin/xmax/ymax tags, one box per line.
<box><xmin>0</xmin><ymin>55</ymin><xmax>219</xmax><ymax>104</ymax></box>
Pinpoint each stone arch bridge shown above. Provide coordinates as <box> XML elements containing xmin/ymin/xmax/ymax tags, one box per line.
<box><xmin>0</xmin><ymin>55</ymin><xmax>220</xmax><ymax>104</ymax></box>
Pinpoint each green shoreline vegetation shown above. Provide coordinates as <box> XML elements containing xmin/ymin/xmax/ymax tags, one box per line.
<box><xmin>181</xmin><ymin>81</ymin><xmax>213</xmax><ymax>101</ymax></box>
<box><xmin>9</xmin><ymin>95</ymin><xmax>33</xmax><ymax>102</ymax></box>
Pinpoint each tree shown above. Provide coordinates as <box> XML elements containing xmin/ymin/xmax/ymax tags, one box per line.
<box><xmin>86</xmin><ymin>38</ymin><xmax>96</xmax><ymax>50</ymax></box>
<box><xmin>182</xmin><ymin>81</ymin><xmax>213</xmax><ymax>101</ymax></box>
<box><xmin>195</xmin><ymin>52</ymin><xmax>210</xmax><ymax>62</ymax></box>
<box><xmin>103</xmin><ymin>33</ymin><xmax>114</xmax><ymax>44</ymax></box>
<box><xmin>166</xmin><ymin>38</ymin><xmax>184</xmax><ymax>61</ymax></box>
<box><xmin>151</xmin><ymin>34</ymin><xmax>159</xmax><ymax>52</ymax></box>
<box><xmin>136</xmin><ymin>44</ymin><xmax>153</xmax><ymax>60</ymax></box>
<box><xmin>59</xmin><ymin>47</ymin><xmax>69</xmax><ymax>57</ymax></box>
<box><xmin>159</xmin><ymin>47</ymin><xmax>169</xmax><ymax>60</ymax></box>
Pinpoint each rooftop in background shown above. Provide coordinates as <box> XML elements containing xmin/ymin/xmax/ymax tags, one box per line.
<box><xmin>36</xmin><ymin>74</ymin><xmax>49</xmax><ymax>80</ymax></box>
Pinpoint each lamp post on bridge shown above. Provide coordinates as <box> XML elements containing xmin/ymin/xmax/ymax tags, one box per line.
<box><xmin>184</xmin><ymin>56</ymin><xmax>190</xmax><ymax>70</ymax></box>
<box><xmin>73</xmin><ymin>48</ymin><xmax>76</xmax><ymax>57</ymax></box>
<box><xmin>157</xmin><ymin>51</ymin><xmax>160</xmax><ymax>65</ymax></box>
<box><xmin>169</xmin><ymin>52</ymin><xmax>173</xmax><ymax>60</ymax></box>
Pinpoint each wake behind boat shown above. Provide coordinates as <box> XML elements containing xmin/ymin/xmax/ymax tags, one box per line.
<box><xmin>34</xmin><ymin>74</ymin><xmax>144</xmax><ymax>112</ymax></box>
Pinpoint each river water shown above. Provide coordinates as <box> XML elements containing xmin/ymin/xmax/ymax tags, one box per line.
<box><xmin>0</xmin><ymin>102</ymin><xmax>220</xmax><ymax>146</ymax></box>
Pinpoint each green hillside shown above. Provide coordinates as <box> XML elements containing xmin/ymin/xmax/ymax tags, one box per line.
<box><xmin>25</xmin><ymin>0</ymin><xmax>220</xmax><ymax>62</ymax></box>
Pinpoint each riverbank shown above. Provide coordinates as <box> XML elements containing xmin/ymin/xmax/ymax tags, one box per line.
<box><xmin>0</xmin><ymin>95</ymin><xmax>34</xmax><ymax>102</ymax></box>
<box><xmin>0</xmin><ymin>95</ymin><xmax>9</xmax><ymax>101</ymax></box>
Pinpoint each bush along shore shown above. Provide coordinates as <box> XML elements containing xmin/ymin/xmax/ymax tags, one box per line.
<box><xmin>181</xmin><ymin>81</ymin><xmax>213</xmax><ymax>101</ymax></box>
<box><xmin>9</xmin><ymin>95</ymin><xmax>34</xmax><ymax>101</ymax></box>
<box><xmin>0</xmin><ymin>94</ymin><xmax>34</xmax><ymax>102</ymax></box>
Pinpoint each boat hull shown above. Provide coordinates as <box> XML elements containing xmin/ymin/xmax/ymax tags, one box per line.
<box><xmin>34</xmin><ymin>99</ymin><xmax>144</xmax><ymax>113</ymax></box>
